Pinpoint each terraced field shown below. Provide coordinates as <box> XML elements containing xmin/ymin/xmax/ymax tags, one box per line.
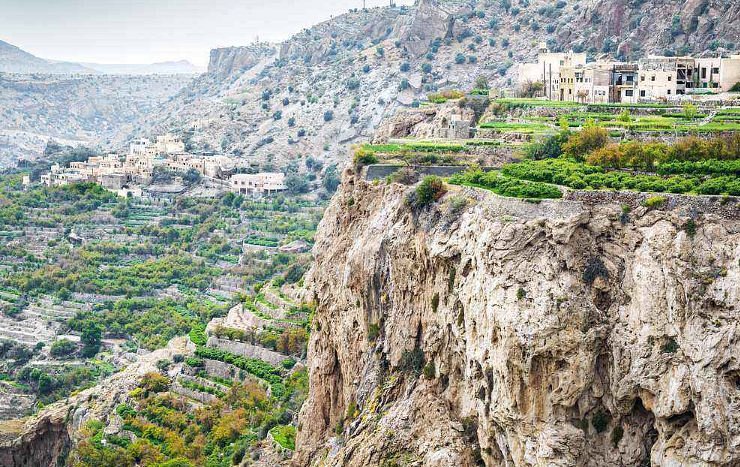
<box><xmin>0</xmin><ymin>174</ymin><xmax>323</xmax><ymax>419</ymax></box>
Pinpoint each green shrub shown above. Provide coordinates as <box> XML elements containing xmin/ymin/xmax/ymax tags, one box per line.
<box><xmin>368</xmin><ymin>323</ymin><xmax>380</xmax><ymax>341</ymax></box>
<box><xmin>188</xmin><ymin>324</ymin><xmax>207</xmax><ymax>346</ymax></box>
<box><xmin>450</xmin><ymin>168</ymin><xmax>562</xmax><ymax>199</ymax></box>
<box><xmin>582</xmin><ymin>257</ymin><xmax>608</xmax><ymax>285</ymax></box>
<box><xmin>399</xmin><ymin>348</ymin><xmax>425</xmax><ymax>375</ymax></box>
<box><xmin>353</xmin><ymin>148</ymin><xmax>378</xmax><ymax>167</ymax></box>
<box><xmin>642</xmin><ymin>196</ymin><xmax>667</xmax><ymax>209</ymax></box>
<box><xmin>423</xmin><ymin>361</ymin><xmax>435</xmax><ymax>379</ymax></box>
<box><xmin>516</xmin><ymin>288</ymin><xmax>526</xmax><ymax>300</ymax></box>
<box><xmin>185</xmin><ymin>357</ymin><xmax>204</xmax><ymax>367</ymax></box>
<box><xmin>431</xmin><ymin>293</ymin><xmax>440</xmax><ymax>313</ymax></box>
<box><xmin>661</xmin><ymin>337</ymin><xmax>679</xmax><ymax>353</ymax></box>
<box><xmin>684</xmin><ymin>219</ymin><xmax>697</xmax><ymax>238</ymax></box>
<box><xmin>412</xmin><ymin>176</ymin><xmax>447</xmax><ymax>208</ymax></box>
<box><xmin>50</xmin><ymin>339</ymin><xmax>77</xmax><ymax>358</ymax></box>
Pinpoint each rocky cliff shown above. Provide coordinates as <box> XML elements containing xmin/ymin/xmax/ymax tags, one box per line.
<box><xmin>0</xmin><ymin>338</ymin><xmax>188</xmax><ymax>467</ymax></box>
<box><xmin>295</xmin><ymin>170</ymin><xmax>739</xmax><ymax>466</ymax></box>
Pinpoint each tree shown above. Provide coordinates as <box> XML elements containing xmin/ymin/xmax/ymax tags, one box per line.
<box><xmin>285</xmin><ymin>173</ymin><xmax>310</xmax><ymax>194</ymax></box>
<box><xmin>562</xmin><ymin>126</ymin><xmax>610</xmax><ymax>161</ymax></box>
<box><xmin>81</xmin><ymin>322</ymin><xmax>102</xmax><ymax>357</ymax></box>
<box><xmin>323</xmin><ymin>110</ymin><xmax>334</xmax><ymax>122</ymax></box>
<box><xmin>474</xmin><ymin>75</ymin><xmax>489</xmax><ymax>90</ymax></box>
<box><xmin>183</xmin><ymin>168</ymin><xmax>202</xmax><ymax>186</ymax></box>
<box><xmin>50</xmin><ymin>339</ymin><xmax>77</xmax><ymax>358</ymax></box>
<box><xmin>521</xmin><ymin>81</ymin><xmax>544</xmax><ymax>98</ymax></box>
<box><xmin>683</xmin><ymin>102</ymin><xmax>698</xmax><ymax>120</ymax></box>
<box><xmin>323</xmin><ymin>165</ymin><xmax>340</xmax><ymax>193</ymax></box>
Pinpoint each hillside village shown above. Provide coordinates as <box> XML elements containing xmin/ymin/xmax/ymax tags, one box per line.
<box><xmin>519</xmin><ymin>46</ymin><xmax>740</xmax><ymax>103</ymax></box>
<box><xmin>38</xmin><ymin>134</ymin><xmax>288</xmax><ymax>199</ymax></box>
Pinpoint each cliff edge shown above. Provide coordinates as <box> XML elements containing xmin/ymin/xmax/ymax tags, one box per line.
<box><xmin>295</xmin><ymin>170</ymin><xmax>739</xmax><ymax>466</ymax></box>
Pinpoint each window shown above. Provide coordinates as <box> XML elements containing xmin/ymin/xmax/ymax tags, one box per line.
<box><xmin>701</xmin><ymin>68</ymin><xmax>707</xmax><ymax>79</ymax></box>
<box><xmin>651</xmin><ymin>76</ymin><xmax>656</xmax><ymax>81</ymax></box>
<box><xmin>711</xmin><ymin>67</ymin><xmax>719</xmax><ymax>74</ymax></box>
<box><xmin>667</xmin><ymin>90</ymin><xmax>671</xmax><ymax>95</ymax></box>
<box><xmin>640</xmin><ymin>90</ymin><xmax>646</xmax><ymax>97</ymax></box>
<box><xmin>641</xmin><ymin>76</ymin><xmax>645</xmax><ymax>82</ymax></box>
<box><xmin>625</xmin><ymin>90</ymin><xmax>634</xmax><ymax>97</ymax></box>
<box><xmin>667</xmin><ymin>76</ymin><xmax>671</xmax><ymax>82</ymax></box>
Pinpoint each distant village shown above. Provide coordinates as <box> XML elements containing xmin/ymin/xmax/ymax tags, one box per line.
<box><xmin>36</xmin><ymin>135</ymin><xmax>287</xmax><ymax>199</ymax></box>
<box><xmin>517</xmin><ymin>45</ymin><xmax>740</xmax><ymax>103</ymax></box>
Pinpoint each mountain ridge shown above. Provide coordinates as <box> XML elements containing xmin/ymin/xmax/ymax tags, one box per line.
<box><xmin>0</xmin><ymin>39</ymin><xmax>202</xmax><ymax>75</ymax></box>
<box><xmin>130</xmin><ymin>0</ymin><xmax>739</xmax><ymax>183</ymax></box>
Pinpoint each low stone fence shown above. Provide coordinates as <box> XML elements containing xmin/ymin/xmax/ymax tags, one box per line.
<box><xmin>207</xmin><ymin>336</ymin><xmax>289</xmax><ymax>366</ymax></box>
<box><xmin>202</xmin><ymin>358</ymin><xmax>242</xmax><ymax>381</ymax></box>
<box><xmin>565</xmin><ymin>190</ymin><xmax>740</xmax><ymax>219</ymax></box>
<box><xmin>171</xmin><ymin>381</ymin><xmax>217</xmax><ymax>403</ymax></box>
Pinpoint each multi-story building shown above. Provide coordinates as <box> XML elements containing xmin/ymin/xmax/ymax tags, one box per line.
<box><xmin>522</xmin><ymin>51</ymin><xmax>740</xmax><ymax>103</ymax></box>
<box><xmin>156</xmin><ymin>134</ymin><xmax>186</xmax><ymax>154</ymax></box>
<box><xmin>230</xmin><ymin>173</ymin><xmax>287</xmax><ymax>196</ymax></box>
<box><xmin>559</xmin><ymin>61</ymin><xmax>614</xmax><ymax>103</ymax></box>
<box><xmin>518</xmin><ymin>44</ymin><xmax>587</xmax><ymax>100</ymax></box>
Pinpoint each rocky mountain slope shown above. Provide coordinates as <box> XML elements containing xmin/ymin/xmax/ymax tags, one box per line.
<box><xmin>78</xmin><ymin>60</ymin><xmax>203</xmax><ymax>76</ymax></box>
<box><xmin>0</xmin><ymin>73</ymin><xmax>194</xmax><ymax>167</ymax></box>
<box><xmin>134</xmin><ymin>0</ymin><xmax>739</xmax><ymax>176</ymax></box>
<box><xmin>0</xmin><ymin>338</ymin><xmax>188</xmax><ymax>467</ymax></box>
<box><xmin>0</xmin><ymin>40</ymin><xmax>94</xmax><ymax>74</ymax></box>
<box><xmin>295</xmin><ymin>169</ymin><xmax>739</xmax><ymax>466</ymax></box>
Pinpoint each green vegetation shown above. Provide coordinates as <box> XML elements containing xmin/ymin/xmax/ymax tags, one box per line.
<box><xmin>71</xmin><ymin>368</ymin><xmax>308</xmax><ymax>466</ymax></box>
<box><xmin>269</xmin><ymin>424</ymin><xmax>296</xmax><ymax>450</ymax></box>
<box><xmin>450</xmin><ymin>168</ymin><xmax>563</xmax><ymax>199</ymax></box>
<box><xmin>0</xmin><ymin>172</ymin><xmax>322</xmax><ymax>407</ymax></box>
<box><xmin>411</xmin><ymin>176</ymin><xmax>447</xmax><ymax>208</ymax></box>
<box><xmin>661</xmin><ymin>337</ymin><xmax>679</xmax><ymax>354</ymax></box>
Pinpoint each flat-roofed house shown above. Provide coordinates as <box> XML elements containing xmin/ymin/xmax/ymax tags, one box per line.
<box><xmin>230</xmin><ymin>173</ymin><xmax>287</xmax><ymax>196</ymax></box>
<box><xmin>518</xmin><ymin>44</ymin><xmax>587</xmax><ymax>99</ymax></box>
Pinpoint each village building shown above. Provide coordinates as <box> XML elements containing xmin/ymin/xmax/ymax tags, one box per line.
<box><xmin>230</xmin><ymin>173</ymin><xmax>287</xmax><ymax>196</ymax></box>
<box><xmin>521</xmin><ymin>49</ymin><xmax>740</xmax><ymax>103</ymax></box>
<box><xmin>518</xmin><ymin>44</ymin><xmax>587</xmax><ymax>100</ymax></box>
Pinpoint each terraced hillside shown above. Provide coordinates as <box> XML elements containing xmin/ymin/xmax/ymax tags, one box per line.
<box><xmin>0</xmin><ymin>174</ymin><xmax>322</xmax><ymax>421</ymax></box>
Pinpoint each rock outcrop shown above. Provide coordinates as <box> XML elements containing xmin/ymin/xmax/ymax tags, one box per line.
<box><xmin>0</xmin><ymin>338</ymin><xmax>188</xmax><ymax>467</ymax></box>
<box><xmin>295</xmin><ymin>170</ymin><xmax>739</xmax><ymax>466</ymax></box>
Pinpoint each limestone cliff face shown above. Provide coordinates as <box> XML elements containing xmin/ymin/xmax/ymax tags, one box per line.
<box><xmin>295</xmin><ymin>171</ymin><xmax>739</xmax><ymax>466</ymax></box>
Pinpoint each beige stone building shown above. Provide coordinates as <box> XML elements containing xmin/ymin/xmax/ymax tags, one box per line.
<box><xmin>518</xmin><ymin>44</ymin><xmax>587</xmax><ymax>99</ymax></box>
<box><xmin>559</xmin><ymin>61</ymin><xmax>613</xmax><ymax>103</ymax></box>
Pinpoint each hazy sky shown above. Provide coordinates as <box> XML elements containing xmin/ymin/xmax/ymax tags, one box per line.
<box><xmin>1</xmin><ymin>0</ymin><xmax>415</xmax><ymax>66</ymax></box>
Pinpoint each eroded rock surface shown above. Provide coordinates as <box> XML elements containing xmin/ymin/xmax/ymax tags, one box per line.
<box><xmin>295</xmin><ymin>171</ymin><xmax>739</xmax><ymax>466</ymax></box>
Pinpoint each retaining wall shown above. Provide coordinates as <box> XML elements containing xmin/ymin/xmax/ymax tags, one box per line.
<box><xmin>565</xmin><ymin>190</ymin><xmax>740</xmax><ymax>220</ymax></box>
<box><xmin>207</xmin><ymin>336</ymin><xmax>289</xmax><ymax>366</ymax></box>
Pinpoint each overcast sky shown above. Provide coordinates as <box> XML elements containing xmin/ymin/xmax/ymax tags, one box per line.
<box><xmin>1</xmin><ymin>0</ymin><xmax>415</xmax><ymax>67</ymax></box>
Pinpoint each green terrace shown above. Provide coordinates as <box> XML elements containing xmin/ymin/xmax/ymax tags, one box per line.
<box><xmin>355</xmin><ymin>140</ymin><xmax>515</xmax><ymax>166</ymax></box>
<box><xmin>487</xmin><ymin>99</ymin><xmax>740</xmax><ymax>135</ymax></box>
<box><xmin>447</xmin><ymin>132</ymin><xmax>739</xmax><ymax>199</ymax></box>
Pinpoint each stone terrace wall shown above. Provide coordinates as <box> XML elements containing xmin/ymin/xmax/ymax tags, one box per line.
<box><xmin>565</xmin><ymin>190</ymin><xmax>740</xmax><ymax>220</ymax></box>
<box><xmin>207</xmin><ymin>336</ymin><xmax>289</xmax><ymax>366</ymax></box>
